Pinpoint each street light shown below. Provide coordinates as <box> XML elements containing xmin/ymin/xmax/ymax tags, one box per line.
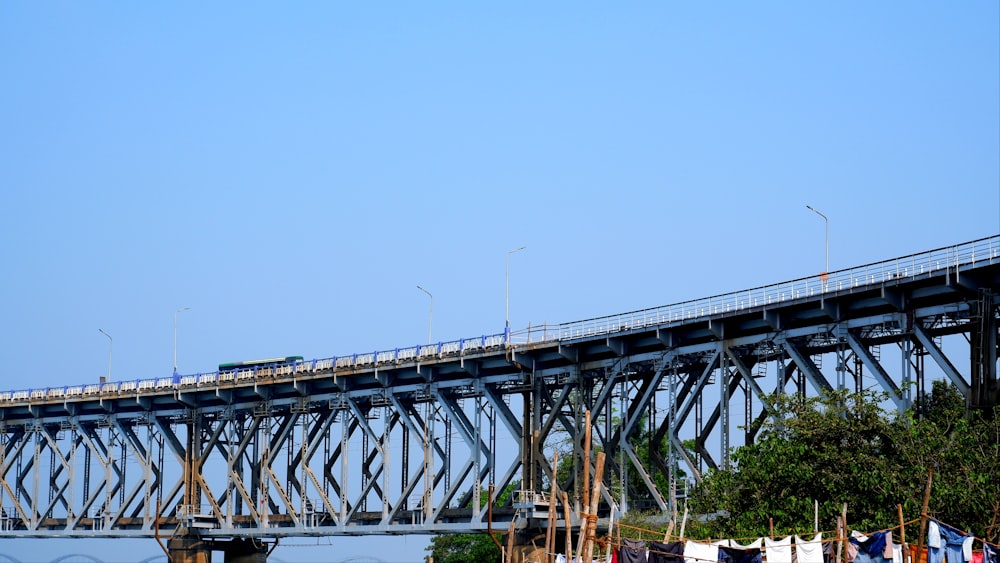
<box><xmin>98</xmin><ymin>328</ymin><xmax>112</xmax><ymax>381</ymax></box>
<box><xmin>417</xmin><ymin>285</ymin><xmax>433</xmax><ymax>344</ymax></box>
<box><xmin>805</xmin><ymin>205</ymin><xmax>829</xmax><ymax>290</ymax></box>
<box><xmin>505</xmin><ymin>246</ymin><xmax>526</xmax><ymax>341</ymax></box>
<box><xmin>173</xmin><ymin>307</ymin><xmax>190</xmax><ymax>375</ymax></box>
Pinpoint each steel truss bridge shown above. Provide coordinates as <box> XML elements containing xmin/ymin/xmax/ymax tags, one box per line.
<box><xmin>0</xmin><ymin>236</ymin><xmax>998</xmax><ymax>556</ymax></box>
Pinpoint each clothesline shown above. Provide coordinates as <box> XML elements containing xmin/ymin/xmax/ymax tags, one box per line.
<box><xmin>606</xmin><ymin>515</ymin><xmax>999</xmax><ymax>563</ymax></box>
<box><xmin>924</xmin><ymin>515</ymin><xmax>1000</xmax><ymax>550</ymax></box>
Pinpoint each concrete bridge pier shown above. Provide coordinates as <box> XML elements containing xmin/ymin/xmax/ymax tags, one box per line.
<box><xmin>167</xmin><ymin>536</ymin><xmax>212</xmax><ymax>563</ymax></box>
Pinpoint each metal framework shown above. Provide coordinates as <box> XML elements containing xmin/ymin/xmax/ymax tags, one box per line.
<box><xmin>0</xmin><ymin>236</ymin><xmax>997</xmax><ymax>544</ymax></box>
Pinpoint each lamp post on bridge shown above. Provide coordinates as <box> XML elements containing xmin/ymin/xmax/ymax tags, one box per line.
<box><xmin>417</xmin><ymin>285</ymin><xmax>433</xmax><ymax>345</ymax></box>
<box><xmin>98</xmin><ymin>328</ymin><xmax>112</xmax><ymax>382</ymax></box>
<box><xmin>505</xmin><ymin>246</ymin><xmax>526</xmax><ymax>344</ymax></box>
<box><xmin>174</xmin><ymin>306</ymin><xmax>190</xmax><ymax>375</ymax></box>
<box><xmin>806</xmin><ymin>205</ymin><xmax>829</xmax><ymax>291</ymax></box>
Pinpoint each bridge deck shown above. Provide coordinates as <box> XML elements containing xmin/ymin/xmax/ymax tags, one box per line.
<box><xmin>0</xmin><ymin>235</ymin><xmax>996</xmax><ymax>538</ymax></box>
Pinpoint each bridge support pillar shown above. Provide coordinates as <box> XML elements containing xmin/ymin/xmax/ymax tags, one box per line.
<box><xmin>507</xmin><ymin>527</ymin><xmax>557</xmax><ymax>563</ymax></box>
<box><xmin>971</xmin><ymin>291</ymin><xmax>999</xmax><ymax>411</ymax></box>
<box><xmin>167</xmin><ymin>536</ymin><xmax>212</xmax><ymax>563</ymax></box>
<box><xmin>222</xmin><ymin>538</ymin><xmax>268</xmax><ymax>563</ymax></box>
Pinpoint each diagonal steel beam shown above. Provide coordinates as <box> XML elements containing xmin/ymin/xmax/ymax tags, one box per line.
<box><xmin>845</xmin><ymin>331</ymin><xmax>907</xmax><ymax>411</ymax></box>
<box><xmin>782</xmin><ymin>340</ymin><xmax>834</xmax><ymax>392</ymax></box>
<box><xmin>913</xmin><ymin>324</ymin><xmax>970</xmax><ymax>396</ymax></box>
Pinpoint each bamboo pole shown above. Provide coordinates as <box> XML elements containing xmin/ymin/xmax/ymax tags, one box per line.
<box><xmin>836</xmin><ymin>516</ymin><xmax>843</xmax><ymax>563</ymax></box>
<box><xmin>546</xmin><ymin>452</ymin><xmax>559</xmax><ymax>563</ymax></box>
<box><xmin>898</xmin><ymin>504</ymin><xmax>907</xmax><ymax>563</ymax></box>
<box><xmin>914</xmin><ymin>468</ymin><xmax>933</xmax><ymax>563</ymax></box>
<box><xmin>506</xmin><ymin>520</ymin><xmax>516</xmax><ymax>563</ymax></box>
<box><xmin>604</xmin><ymin>511</ymin><xmax>616</xmax><ymax>563</ymax></box>
<box><xmin>841</xmin><ymin>504</ymin><xmax>849</xmax><ymax>563</ymax></box>
<box><xmin>561</xmin><ymin>491</ymin><xmax>573</xmax><ymax>563</ymax></box>
<box><xmin>582</xmin><ymin>410</ymin><xmax>591</xmax><ymax>516</ymax></box>
<box><xmin>583</xmin><ymin>451</ymin><xmax>606</xmax><ymax>563</ymax></box>
<box><xmin>546</xmin><ymin>494</ymin><xmax>556</xmax><ymax>563</ymax></box>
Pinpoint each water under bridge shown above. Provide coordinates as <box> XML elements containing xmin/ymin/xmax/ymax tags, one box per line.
<box><xmin>1</xmin><ymin>235</ymin><xmax>998</xmax><ymax>561</ymax></box>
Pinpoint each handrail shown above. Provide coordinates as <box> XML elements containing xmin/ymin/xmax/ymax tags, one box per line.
<box><xmin>4</xmin><ymin>235</ymin><xmax>999</xmax><ymax>404</ymax></box>
<box><xmin>510</xmin><ymin>234</ymin><xmax>1000</xmax><ymax>344</ymax></box>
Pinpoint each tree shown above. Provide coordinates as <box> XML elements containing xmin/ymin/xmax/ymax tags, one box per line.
<box><xmin>424</xmin><ymin>533</ymin><xmax>502</xmax><ymax>563</ymax></box>
<box><xmin>424</xmin><ymin>482</ymin><xmax>518</xmax><ymax>563</ymax></box>
<box><xmin>688</xmin><ymin>383</ymin><xmax>1000</xmax><ymax>542</ymax></box>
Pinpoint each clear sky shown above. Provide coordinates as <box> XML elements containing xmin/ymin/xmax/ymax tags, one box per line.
<box><xmin>1</xmin><ymin>2</ymin><xmax>998</xmax><ymax>562</ymax></box>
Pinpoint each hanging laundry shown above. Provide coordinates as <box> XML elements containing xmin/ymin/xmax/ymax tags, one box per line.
<box><xmin>891</xmin><ymin>542</ymin><xmax>904</xmax><ymax>563</ymax></box>
<box><xmin>796</xmin><ymin>533</ymin><xmax>824</xmax><ymax>563</ymax></box>
<box><xmin>927</xmin><ymin>520</ymin><xmax>971</xmax><ymax>563</ymax></box>
<box><xmin>851</xmin><ymin>530</ymin><xmax>892</xmax><ymax>563</ymax></box>
<box><xmin>649</xmin><ymin>540</ymin><xmax>684</xmax><ymax>563</ymax></box>
<box><xmin>684</xmin><ymin>540</ymin><xmax>720</xmax><ymax>563</ymax></box>
<box><xmin>720</xmin><ymin>538</ymin><xmax>763</xmax><ymax>563</ymax></box>
<box><xmin>983</xmin><ymin>543</ymin><xmax>1000</xmax><ymax>563</ymax></box>
<box><xmin>824</xmin><ymin>539</ymin><xmax>836</xmax><ymax>563</ymax></box>
<box><xmin>883</xmin><ymin>532</ymin><xmax>895</xmax><ymax>560</ymax></box>
<box><xmin>766</xmin><ymin>536</ymin><xmax>793</xmax><ymax>563</ymax></box>
<box><xmin>984</xmin><ymin>543</ymin><xmax>998</xmax><ymax>563</ymax></box>
<box><xmin>619</xmin><ymin>538</ymin><xmax>648</xmax><ymax>563</ymax></box>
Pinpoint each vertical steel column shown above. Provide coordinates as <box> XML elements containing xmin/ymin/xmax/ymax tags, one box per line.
<box><xmin>103</xmin><ymin>426</ymin><xmax>112</xmax><ymax>527</ymax></box>
<box><xmin>69</xmin><ymin>426</ymin><xmax>76</xmax><ymax>522</ymax></box>
<box><xmin>31</xmin><ymin>429</ymin><xmax>40</xmax><ymax>528</ymax></box>
<box><xmin>473</xmin><ymin>396</ymin><xmax>481</xmax><ymax>516</ymax></box>
<box><xmin>401</xmin><ymin>418</ymin><xmax>409</xmax><ymax>511</ymax></box>
<box><xmin>300</xmin><ymin>414</ymin><xmax>308</xmax><ymax>524</ymax></box>
<box><xmin>361</xmin><ymin>420</ymin><xmax>369</xmax><ymax>513</ymax></box>
<box><xmin>694</xmin><ymin>390</ymin><xmax>703</xmax><ymax>473</ymax></box>
<box><xmin>82</xmin><ymin>441</ymin><xmax>90</xmax><ymax>519</ymax></box>
<box><xmin>422</xmin><ymin>400</ymin><xmax>432</xmax><ymax>523</ymax></box>
<box><xmin>47</xmin><ymin>440</ymin><xmax>55</xmax><ymax>519</ymax></box>
<box><xmin>443</xmin><ymin>417</ymin><xmax>450</xmax><ymax>496</ymax></box>
<box><xmin>667</xmin><ymin>366</ymin><xmax>678</xmax><ymax>515</ymax></box>
<box><xmin>340</xmin><ymin>411</ymin><xmax>349</xmax><ymax>524</ymax></box>
<box><xmin>382</xmin><ymin>409</ymin><xmax>391</xmax><ymax>520</ymax></box>
<box><xmin>143</xmin><ymin>423</ymin><xmax>152</xmax><ymax>525</ymax></box>
<box><xmin>971</xmin><ymin>291</ymin><xmax>998</xmax><ymax>410</ymax></box>
<box><xmin>720</xmin><ymin>349</ymin><xmax>730</xmax><ymax>470</ymax></box>
<box><xmin>489</xmin><ymin>403</ymin><xmax>496</xmax><ymax>488</ymax></box>
<box><xmin>902</xmin><ymin>337</ymin><xmax>914</xmax><ymax>407</ymax></box>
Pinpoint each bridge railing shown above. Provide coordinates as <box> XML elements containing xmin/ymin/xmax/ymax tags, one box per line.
<box><xmin>5</xmin><ymin>236</ymin><xmax>999</xmax><ymax>404</ymax></box>
<box><xmin>1</xmin><ymin>331</ymin><xmax>508</xmax><ymax>405</ymax></box>
<box><xmin>511</xmin><ymin>234</ymin><xmax>1000</xmax><ymax>344</ymax></box>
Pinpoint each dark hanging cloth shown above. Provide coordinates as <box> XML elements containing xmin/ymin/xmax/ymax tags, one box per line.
<box><xmin>983</xmin><ymin>543</ymin><xmax>997</xmax><ymax>563</ymax></box>
<box><xmin>823</xmin><ymin>538</ymin><xmax>836</xmax><ymax>563</ymax></box>
<box><xmin>618</xmin><ymin>538</ymin><xmax>648</xmax><ymax>563</ymax></box>
<box><xmin>649</xmin><ymin>540</ymin><xmax>685</xmax><ymax>563</ymax></box>
<box><xmin>850</xmin><ymin>531</ymin><xmax>892</xmax><ymax>563</ymax></box>
<box><xmin>721</xmin><ymin>545</ymin><xmax>763</xmax><ymax>563</ymax></box>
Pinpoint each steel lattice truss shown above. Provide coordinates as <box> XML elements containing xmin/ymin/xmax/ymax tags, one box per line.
<box><xmin>0</xmin><ymin>240</ymin><xmax>998</xmax><ymax>539</ymax></box>
<box><xmin>0</xmin><ymin>377</ymin><xmax>535</xmax><ymax>538</ymax></box>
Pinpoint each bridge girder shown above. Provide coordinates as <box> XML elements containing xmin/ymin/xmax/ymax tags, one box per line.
<box><xmin>0</xmin><ymin>240</ymin><xmax>998</xmax><ymax>539</ymax></box>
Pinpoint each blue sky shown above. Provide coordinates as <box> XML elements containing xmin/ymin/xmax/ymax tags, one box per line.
<box><xmin>1</xmin><ymin>2</ymin><xmax>998</xmax><ymax>561</ymax></box>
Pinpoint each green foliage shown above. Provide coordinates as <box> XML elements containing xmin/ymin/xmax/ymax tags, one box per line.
<box><xmin>426</xmin><ymin>482</ymin><xmax>517</xmax><ymax>562</ymax></box>
<box><xmin>424</xmin><ymin>533</ymin><xmax>501</xmax><ymax>563</ymax></box>
<box><xmin>689</xmin><ymin>383</ymin><xmax>1000</xmax><ymax>542</ymax></box>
